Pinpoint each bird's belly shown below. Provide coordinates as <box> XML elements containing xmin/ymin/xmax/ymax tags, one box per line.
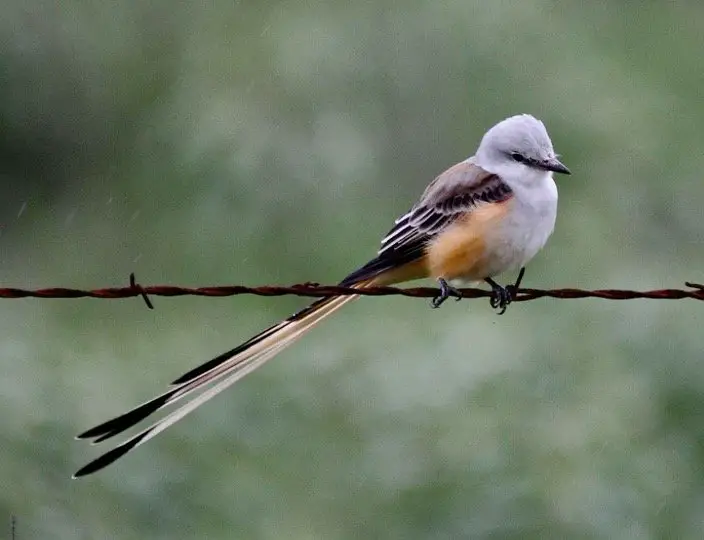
<box><xmin>481</xmin><ymin>229</ymin><xmax>546</xmax><ymax>276</ymax></box>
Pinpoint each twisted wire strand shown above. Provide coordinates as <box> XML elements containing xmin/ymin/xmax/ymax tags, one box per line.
<box><xmin>1</xmin><ymin>276</ymin><xmax>702</xmax><ymax>305</ymax></box>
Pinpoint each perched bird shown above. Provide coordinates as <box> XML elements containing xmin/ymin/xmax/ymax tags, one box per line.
<box><xmin>74</xmin><ymin>113</ymin><xmax>570</xmax><ymax>477</ymax></box>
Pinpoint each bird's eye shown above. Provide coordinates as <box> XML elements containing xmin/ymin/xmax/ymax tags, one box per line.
<box><xmin>510</xmin><ymin>152</ymin><xmax>526</xmax><ymax>163</ymax></box>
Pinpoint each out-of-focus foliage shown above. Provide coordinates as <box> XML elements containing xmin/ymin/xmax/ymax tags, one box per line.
<box><xmin>2</xmin><ymin>1</ymin><xmax>704</xmax><ymax>538</ymax></box>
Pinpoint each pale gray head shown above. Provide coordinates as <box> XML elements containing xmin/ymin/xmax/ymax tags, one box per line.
<box><xmin>475</xmin><ymin>114</ymin><xmax>570</xmax><ymax>177</ymax></box>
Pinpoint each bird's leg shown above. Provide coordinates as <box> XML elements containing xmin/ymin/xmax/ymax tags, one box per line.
<box><xmin>432</xmin><ymin>278</ymin><xmax>462</xmax><ymax>308</ymax></box>
<box><xmin>505</xmin><ymin>267</ymin><xmax>525</xmax><ymax>300</ymax></box>
<box><xmin>485</xmin><ymin>277</ymin><xmax>513</xmax><ymax>315</ymax></box>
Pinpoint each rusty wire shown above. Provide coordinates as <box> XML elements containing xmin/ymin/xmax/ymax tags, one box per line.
<box><xmin>0</xmin><ymin>274</ymin><xmax>702</xmax><ymax>308</ymax></box>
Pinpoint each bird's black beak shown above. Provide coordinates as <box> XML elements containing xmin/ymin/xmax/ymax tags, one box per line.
<box><xmin>541</xmin><ymin>158</ymin><xmax>571</xmax><ymax>175</ymax></box>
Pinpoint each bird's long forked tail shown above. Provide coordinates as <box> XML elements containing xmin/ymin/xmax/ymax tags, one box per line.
<box><xmin>73</xmin><ymin>279</ymin><xmax>375</xmax><ymax>478</ymax></box>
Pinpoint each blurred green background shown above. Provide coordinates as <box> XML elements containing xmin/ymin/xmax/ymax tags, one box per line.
<box><xmin>2</xmin><ymin>1</ymin><xmax>704</xmax><ymax>538</ymax></box>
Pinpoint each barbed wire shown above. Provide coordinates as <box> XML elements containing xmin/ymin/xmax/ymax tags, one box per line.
<box><xmin>0</xmin><ymin>274</ymin><xmax>702</xmax><ymax>308</ymax></box>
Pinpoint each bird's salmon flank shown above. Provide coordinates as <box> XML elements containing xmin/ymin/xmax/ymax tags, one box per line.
<box><xmin>426</xmin><ymin>198</ymin><xmax>513</xmax><ymax>281</ymax></box>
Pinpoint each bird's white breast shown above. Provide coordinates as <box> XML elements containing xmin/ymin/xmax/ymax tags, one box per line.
<box><xmin>483</xmin><ymin>174</ymin><xmax>558</xmax><ymax>276</ymax></box>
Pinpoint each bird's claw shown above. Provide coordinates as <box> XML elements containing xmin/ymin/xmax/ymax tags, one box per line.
<box><xmin>488</xmin><ymin>282</ymin><xmax>515</xmax><ymax>315</ymax></box>
<box><xmin>432</xmin><ymin>278</ymin><xmax>462</xmax><ymax>308</ymax></box>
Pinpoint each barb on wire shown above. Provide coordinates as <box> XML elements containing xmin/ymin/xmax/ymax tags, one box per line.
<box><xmin>0</xmin><ymin>280</ymin><xmax>703</xmax><ymax>303</ymax></box>
<box><xmin>129</xmin><ymin>272</ymin><xmax>154</xmax><ymax>309</ymax></box>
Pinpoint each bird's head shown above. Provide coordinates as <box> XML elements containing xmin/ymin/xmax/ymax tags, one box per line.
<box><xmin>476</xmin><ymin>114</ymin><xmax>570</xmax><ymax>179</ymax></box>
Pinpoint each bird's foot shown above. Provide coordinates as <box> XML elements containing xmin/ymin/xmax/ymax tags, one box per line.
<box><xmin>486</xmin><ymin>278</ymin><xmax>514</xmax><ymax>315</ymax></box>
<box><xmin>432</xmin><ymin>278</ymin><xmax>462</xmax><ymax>308</ymax></box>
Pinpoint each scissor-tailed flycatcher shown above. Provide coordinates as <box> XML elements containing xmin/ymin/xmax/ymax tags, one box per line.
<box><xmin>74</xmin><ymin>114</ymin><xmax>570</xmax><ymax>477</ymax></box>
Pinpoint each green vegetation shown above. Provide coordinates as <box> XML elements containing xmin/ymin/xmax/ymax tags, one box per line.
<box><xmin>2</xmin><ymin>1</ymin><xmax>704</xmax><ymax>538</ymax></box>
